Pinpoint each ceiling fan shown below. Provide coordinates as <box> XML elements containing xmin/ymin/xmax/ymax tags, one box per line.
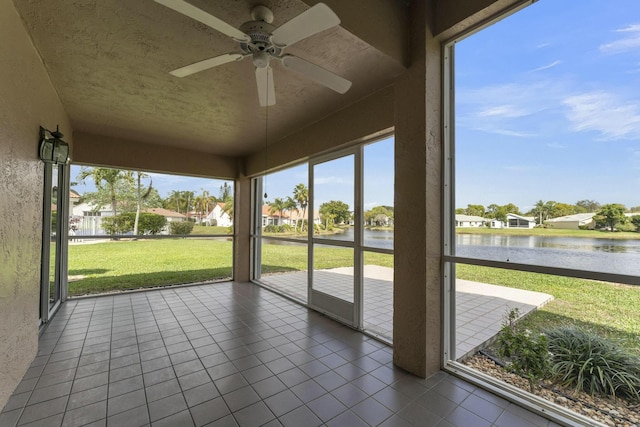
<box><xmin>155</xmin><ymin>0</ymin><xmax>352</xmax><ymax>106</ymax></box>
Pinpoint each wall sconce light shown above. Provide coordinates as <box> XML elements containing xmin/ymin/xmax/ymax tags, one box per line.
<box><xmin>39</xmin><ymin>125</ymin><xmax>69</xmax><ymax>164</ymax></box>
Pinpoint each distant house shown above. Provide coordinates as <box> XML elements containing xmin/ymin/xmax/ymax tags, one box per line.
<box><xmin>455</xmin><ymin>214</ymin><xmax>487</xmax><ymax>228</ymax></box>
<box><xmin>505</xmin><ymin>213</ymin><xmax>535</xmax><ymax>229</ymax></box>
<box><xmin>489</xmin><ymin>219</ymin><xmax>503</xmax><ymax>229</ymax></box>
<box><xmin>71</xmin><ymin>202</ymin><xmax>113</xmax><ymax>235</ymax></box>
<box><xmin>261</xmin><ymin>206</ymin><xmax>321</xmax><ymax>227</ymax></box>
<box><xmin>287</xmin><ymin>209</ymin><xmax>321</xmax><ymax>227</ymax></box>
<box><xmin>143</xmin><ymin>208</ymin><xmax>186</xmax><ymax>234</ymax></box>
<box><xmin>142</xmin><ymin>208</ymin><xmax>185</xmax><ymax>222</ymax></box>
<box><xmin>262</xmin><ymin>205</ymin><xmax>289</xmax><ymax>226</ymax></box>
<box><xmin>545</xmin><ymin>213</ymin><xmax>596</xmax><ymax>230</ymax></box>
<box><xmin>204</xmin><ymin>202</ymin><xmax>233</xmax><ymax>227</ymax></box>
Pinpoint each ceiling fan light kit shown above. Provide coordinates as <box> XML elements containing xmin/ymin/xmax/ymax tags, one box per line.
<box><xmin>155</xmin><ymin>0</ymin><xmax>352</xmax><ymax>106</ymax></box>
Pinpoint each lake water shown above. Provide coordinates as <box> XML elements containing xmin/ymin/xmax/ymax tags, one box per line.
<box><xmin>318</xmin><ymin>229</ymin><xmax>640</xmax><ymax>277</ymax></box>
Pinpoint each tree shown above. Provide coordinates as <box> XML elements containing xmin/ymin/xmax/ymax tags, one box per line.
<box><xmin>292</xmin><ymin>183</ymin><xmax>308</xmax><ymax>231</ymax></box>
<box><xmin>576</xmin><ymin>200</ymin><xmax>601</xmax><ymax>213</ymax></box>
<box><xmin>132</xmin><ymin>172</ymin><xmax>153</xmax><ymax>235</ymax></box>
<box><xmin>319</xmin><ymin>200</ymin><xmax>351</xmax><ymax>226</ymax></box>
<box><xmin>268</xmin><ymin>198</ymin><xmax>287</xmax><ymax>225</ymax></box>
<box><xmin>595</xmin><ymin>204</ymin><xmax>627</xmax><ymax>231</ymax></box>
<box><xmin>631</xmin><ymin>215</ymin><xmax>640</xmax><ymax>231</ymax></box>
<box><xmin>465</xmin><ymin>204</ymin><xmax>485</xmax><ymax>217</ymax></box>
<box><xmin>551</xmin><ymin>203</ymin><xmax>578</xmax><ymax>218</ymax></box>
<box><xmin>77</xmin><ymin>167</ymin><xmax>133</xmax><ymax>217</ymax></box>
<box><xmin>364</xmin><ymin>205</ymin><xmax>394</xmax><ymax>226</ymax></box>
<box><xmin>543</xmin><ymin>201</ymin><xmax>557</xmax><ymax>220</ymax></box>
<box><xmin>164</xmin><ymin>190</ymin><xmax>194</xmax><ymax>214</ymax></box>
<box><xmin>194</xmin><ymin>190</ymin><xmax>216</xmax><ymax>224</ymax></box>
<box><xmin>533</xmin><ymin>200</ymin><xmax>546</xmax><ymax>225</ymax></box>
<box><xmin>486</xmin><ymin>204</ymin><xmax>500</xmax><ymax>218</ymax></box>
<box><xmin>219</xmin><ymin>182</ymin><xmax>232</xmax><ymax>201</ymax></box>
<box><xmin>503</xmin><ymin>203</ymin><xmax>521</xmax><ymax>215</ymax></box>
<box><xmin>284</xmin><ymin>197</ymin><xmax>298</xmax><ymax>229</ymax></box>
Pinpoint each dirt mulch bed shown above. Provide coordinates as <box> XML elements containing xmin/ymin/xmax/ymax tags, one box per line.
<box><xmin>464</xmin><ymin>353</ymin><xmax>640</xmax><ymax>427</ymax></box>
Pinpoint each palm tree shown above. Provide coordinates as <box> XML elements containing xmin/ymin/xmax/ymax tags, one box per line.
<box><xmin>194</xmin><ymin>190</ymin><xmax>216</xmax><ymax>224</ymax></box>
<box><xmin>221</xmin><ymin>196</ymin><xmax>234</xmax><ymax>223</ymax></box>
<box><xmin>77</xmin><ymin>167</ymin><xmax>132</xmax><ymax>217</ymax></box>
<box><xmin>133</xmin><ymin>171</ymin><xmax>152</xmax><ymax>235</ymax></box>
<box><xmin>544</xmin><ymin>200</ymin><xmax>557</xmax><ymax>220</ymax></box>
<box><xmin>534</xmin><ymin>200</ymin><xmax>545</xmax><ymax>225</ymax></box>
<box><xmin>268</xmin><ymin>197</ymin><xmax>287</xmax><ymax>226</ymax></box>
<box><xmin>292</xmin><ymin>183</ymin><xmax>308</xmax><ymax>231</ymax></box>
<box><xmin>284</xmin><ymin>196</ymin><xmax>298</xmax><ymax>230</ymax></box>
<box><xmin>165</xmin><ymin>190</ymin><xmax>194</xmax><ymax>215</ymax></box>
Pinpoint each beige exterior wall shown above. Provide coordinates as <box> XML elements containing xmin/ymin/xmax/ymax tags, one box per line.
<box><xmin>0</xmin><ymin>1</ymin><xmax>72</xmax><ymax>408</ymax></box>
<box><xmin>73</xmin><ymin>131</ymin><xmax>237</xmax><ymax>179</ymax></box>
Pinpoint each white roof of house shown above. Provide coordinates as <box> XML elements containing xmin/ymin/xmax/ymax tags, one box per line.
<box><xmin>546</xmin><ymin>213</ymin><xmax>596</xmax><ymax>223</ymax></box>
<box><xmin>506</xmin><ymin>213</ymin><xmax>535</xmax><ymax>222</ymax></box>
<box><xmin>455</xmin><ymin>214</ymin><xmax>486</xmax><ymax>222</ymax></box>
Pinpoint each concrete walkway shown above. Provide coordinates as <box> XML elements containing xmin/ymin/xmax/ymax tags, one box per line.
<box><xmin>259</xmin><ymin>266</ymin><xmax>553</xmax><ymax>360</ymax></box>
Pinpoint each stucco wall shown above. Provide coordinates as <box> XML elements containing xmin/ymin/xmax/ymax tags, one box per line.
<box><xmin>0</xmin><ymin>1</ymin><xmax>72</xmax><ymax>409</ymax></box>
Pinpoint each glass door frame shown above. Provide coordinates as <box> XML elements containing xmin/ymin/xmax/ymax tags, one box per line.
<box><xmin>307</xmin><ymin>147</ymin><xmax>363</xmax><ymax>328</ymax></box>
<box><xmin>40</xmin><ymin>162</ymin><xmax>69</xmax><ymax>325</ymax></box>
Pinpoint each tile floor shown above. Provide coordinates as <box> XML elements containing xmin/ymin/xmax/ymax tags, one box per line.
<box><xmin>0</xmin><ymin>282</ymin><xmax>560</xmax><ymax>427</ymax></box>
<box><xmin>259</xmin><ymin>266</ymin><xmax>553</xmax><ymax>357</ymax></box>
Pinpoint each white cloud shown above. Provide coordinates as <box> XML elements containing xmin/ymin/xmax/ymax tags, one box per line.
<box><xmin>477</xmin><ymin>105</ymin><xmax>529</xmax><ymax>118</ymax></box>
<box><xmin>458</xmin><ymin>80</ymin><xmax>566</xmax><ymax>137</ymax></box>
<box><xmin>531</xmin><ymin>60</ymin><xmax>561</xmax><ymax>72</ymax></box>
<box><xmin>563</xmin><ymin>91</ymin><xmax>640</xmax><ymax>140</ymax></box>
<box><xmin>599</xmin><ymin>24</ymin><xmax>640</xmax><ymax>53</ymax></box>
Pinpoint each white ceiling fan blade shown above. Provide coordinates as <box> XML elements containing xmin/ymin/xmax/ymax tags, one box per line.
<box><xmin>170</xmin><ymin>53</ymin><xmax>246</xmax><ymax>77</ymax></box>
<box><xmin>256</xmin><ymin>66</ymin><xmax>276</xmax><ymax>107</ymax></box>
<box><xmin>281</xmin><ymin>55</ymin><xmax>351</xmax><ymax>94</ymax></box>
<box><xmin>270</xmin><ymin>3</ymin><xmax>340</xmax><ymax>47</ymax></box>
<box><xmin>155</xmin><ymin>0</ymin><xmax>250</xmax><ymax>42</ymax></box>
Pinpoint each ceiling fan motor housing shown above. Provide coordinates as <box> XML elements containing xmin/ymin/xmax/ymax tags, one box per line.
<box><xmin>239</xmin><ymin>20</ymin><xmax>281</xmax><ymax>67</ymax></box>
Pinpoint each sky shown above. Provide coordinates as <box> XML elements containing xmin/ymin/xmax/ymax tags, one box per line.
<box><xmin>72</xmin><ymin>0</ymin><xmax>640</xmax><ymax>213</ymax></box>
<box><xmin>455</xmin><ymin>0</ymin><xmax>640</xmax><ymax>212</ymax></box>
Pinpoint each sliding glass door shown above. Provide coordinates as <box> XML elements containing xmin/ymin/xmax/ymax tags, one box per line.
<box><xmin>40</xmin><ymin>163</ymin><xmax>68</xmax><ymax>324</ymax></box>
<box><xmin>309</xmin><ymin>151</ymin><xmax>360</xmax><ymax>326</ymax></box>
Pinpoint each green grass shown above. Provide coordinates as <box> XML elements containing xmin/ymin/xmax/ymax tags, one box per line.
<box><xmin>457</xmin><ymin>264</ymin><xmax>640</xmax><ymax>350</ymax></box>
<box><xmin>68</xmin><ymin>238</ymin><xmax>233</xmax><ymax>296</ymax></box>
<box><xmin>191</xmin><ymin>225</ymin><xmax>231</xmax><ymax>235</ymax></box>
<box><xmin>456</xmin><ymin>227</ymin><xmax>640</xmax><ymax>240</ymax></box>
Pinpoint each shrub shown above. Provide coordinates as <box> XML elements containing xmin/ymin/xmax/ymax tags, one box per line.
<box><xmin>137</xmin><ymin>213</ymin><xmax>167</xmax><ymax>235</ymax></box>
<box><xmin>263</xmin><ymin>224</ymin><xmax>279</xmax><ymax>233</ymax></box>
<box><xmin>119</xmin><ymin>212</ymin><xmax>167</xmax><ymax>235</ymax></box>
<box><xmin>547</xmin><ymin>327</ymin><xmax>640</xmax><ymax>400</ymax></box>
<box><xmin>496</xmin><ymin>308</ymin><xmax>550</xmax><ymax>393</ymax></box>
<box><xmin>614</xmin><ymin>222</ymin><xmax>636</xmax><ymax>232</ymax></box>
<box><xmin>102</xmin><ymin>215</ymin><xmax>134</xmax><ymax>235</ymax></box>
<box><xmin>169</xmin><ymin>221</ymin><xmax>194</xmax><ymax>235</ymax></box>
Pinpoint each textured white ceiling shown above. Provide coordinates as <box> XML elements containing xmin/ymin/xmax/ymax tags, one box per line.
<box><xmin>14</xmin><ymin>0</ymin><xmax>405</xmax><ymax>157</ymax></box>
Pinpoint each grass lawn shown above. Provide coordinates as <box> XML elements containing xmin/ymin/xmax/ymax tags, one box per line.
<box><xmin>191</xmin><ymin>225</ymin><xmax>231</xmax><ymax>235</ymax></box>
<box><xmin>457</xmin><ymin>264</ymin><xmax>640</xmax><ymax>350</ymax></box>
<box><xmin>68</xmin><ymin>238</ymin><xmax>233</xmax><ymax>296</ymax></box>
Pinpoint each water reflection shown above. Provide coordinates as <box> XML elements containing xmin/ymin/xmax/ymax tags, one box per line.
<box><xmin>457</xmin><ymin>234</ymin><xmax>640</xmax><ymax>254</ymax></box>
<box><xmin>456</xmin><ymin>234</ymin><xmax>640</xmax><ymax>276</ymax></box>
